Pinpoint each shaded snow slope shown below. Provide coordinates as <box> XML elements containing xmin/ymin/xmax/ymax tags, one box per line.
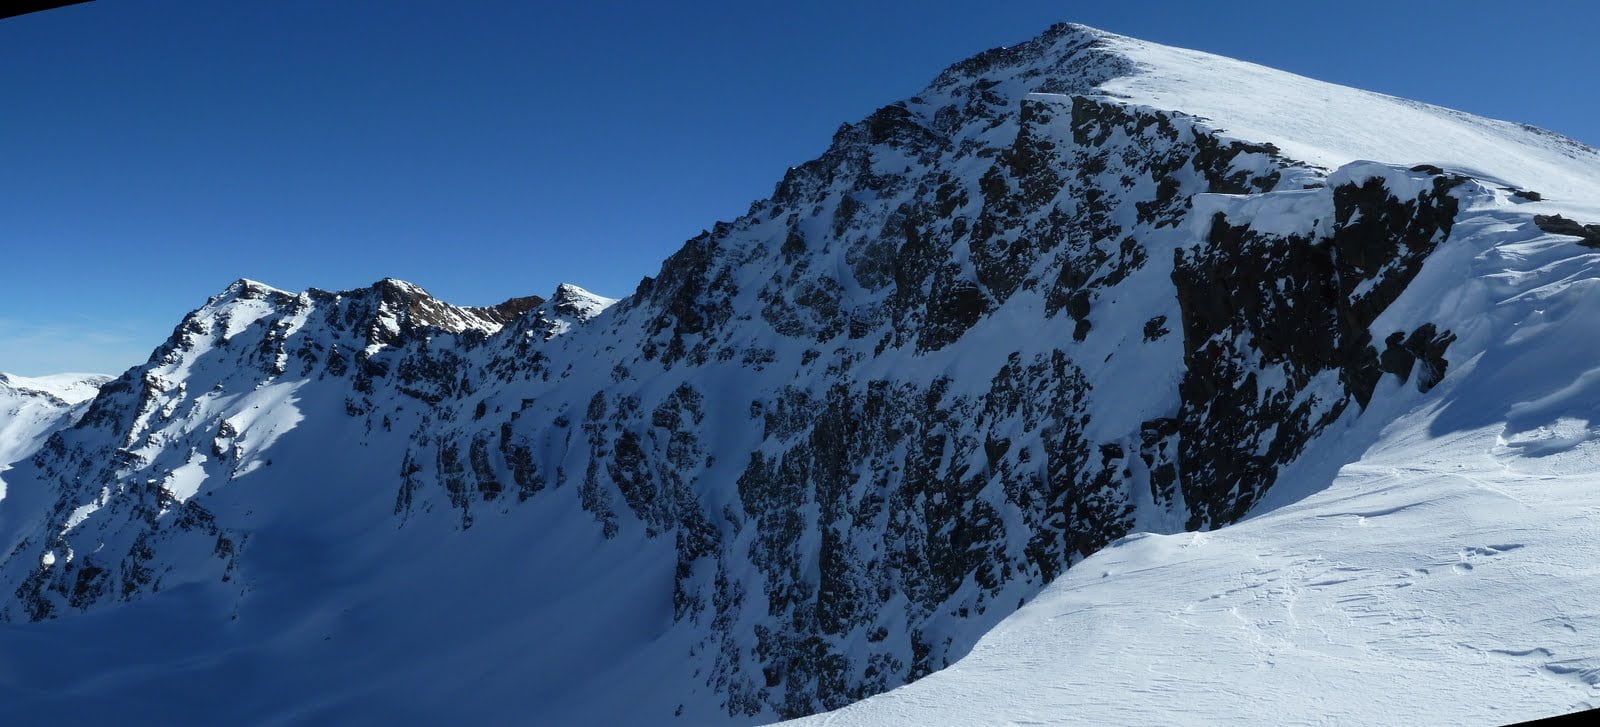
<box><xmin>1</xmin><ymin>23</ymin><xmax>1599</xmax><ymax>727</ymax></box>
<box><xmin>789</xmin><ymin>156</ymin><xmax>1600</xmax><ymax>727</ymax></box>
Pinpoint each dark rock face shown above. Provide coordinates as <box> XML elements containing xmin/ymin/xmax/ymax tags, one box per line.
<box><xmin>468</xmin><ymin>294</ymin><xmax>546</xmax><ymax>327</ymax></box>
<box><xmin>1535</xmin><ymin>214</ymin><xmax>1600</xmax><ymax>247</ymax></box>
<box><xmin>1171</xmin><ymin>171</ymin><xmax>1464</xmax><ymax>528</ymax></box>
<box><xmin>0</xmin><ymin>23</ymin><xmax>1483</xmax><ymax>724</ymax></box>
<box><xmin>1379</xmin><ymin>323</ymin><xmax>1458</xmax><ymax>392</ymax></box>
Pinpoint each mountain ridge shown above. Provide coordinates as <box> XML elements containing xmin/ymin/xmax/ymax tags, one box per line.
<box><xmin>1</xmin><ymin>21</ymin><xmax>1598</xmax><ymax>725</ymax></box>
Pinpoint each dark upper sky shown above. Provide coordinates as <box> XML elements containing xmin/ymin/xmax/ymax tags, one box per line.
<box><xmin>3</xmin><ymin>0</ymin><xmax>1596</xmax><ymax>375</ymax></box>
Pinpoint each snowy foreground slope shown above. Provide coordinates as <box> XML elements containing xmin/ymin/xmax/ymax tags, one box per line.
<box><xmin>2</xmin><ymin>23</ymin><xmax>1599</xmax><ymax>725</ymax></box>
<box><xmin>796</xmin><ymin>427</ymin><xmax>1600</xmax><ymax>727</ymax></box>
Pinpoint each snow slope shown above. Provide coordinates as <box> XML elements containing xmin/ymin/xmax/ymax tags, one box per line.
<box><xmin>790</xmin><ymin>431</ymin><xmax>1600</xmax><ymax>726</ymax></box>
<box><xmin>1</xmin><ymin>22</ymin><xmax>1599</xmax><ymax>726</ymax></box>
<box><xmin>1088</xmin><ymin>33</ymin><xmax>1600</xmax><ymax>202</ymax></box>
<box><xmin>0</xmin><ymin>373</ymin><xmax>109</xmax><ymax>500</ymax></box>
<box><xmin>0</xmin><ymin>374</ymin><xmax>111</xmax><ymax>406</ymax></box>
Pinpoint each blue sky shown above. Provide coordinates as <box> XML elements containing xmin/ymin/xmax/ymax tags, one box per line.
<box><xmin>3</xmin><ymin>0</ymin><xmax>1596</xmax><ymax>376</ymax></box>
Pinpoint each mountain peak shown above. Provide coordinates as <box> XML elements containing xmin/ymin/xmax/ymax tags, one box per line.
<box><xmin>369</xmin><ymin>277</ymin><xmax>431</xmax><ymax>301</ymax></box>
<box><xmin>348</xmin><ymin>279</ymin><xmax>545</xmax><ymax>336</ymax></box>
<box><xmin>927</xmin><ymin>20</ymin><xmax>1117</xmax><ymax>89</ymax></box>
<box><xmin>1086</xmin><ymin>26</ymin><xmax>1598</xmax><ymax>196</ymax></box>
<box><xmin>549</xmin><ymin>283</ymin><xmax>616</xmax><ymax>316</ymax></box>
<box><xmin>509</xmin><ymin>282</ymin><xmax>617</xmax><ymax>341</ymax></box>
<box><xmin>897</xmin><ymin>20</ymin><xmax>1600</xmax><ymax>202</ymax></box>
<box><xmin>215</xmin><ymin>277</ymin><xmax>292</xmax><ymax>304</ymax></box>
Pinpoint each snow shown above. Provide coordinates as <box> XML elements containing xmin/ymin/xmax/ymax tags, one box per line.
<box><xmin>787</xmin><ymin>421</ymin><xmax>1600</xmax><ymax>725</ymax></box>
<box><xmin>162</xmin><ymin>455</ymin><xmax>210</xmax><ymax>503</ymax></box>
<box><xmin>1090</xmin><ymin>31</ymin><xmax>1600</xmax><ymax>201</ymax></box>
<box><xmin>0</xmin><ymin>391</ymin><xmax>704</xmax><ymax>723</ymax></box>
<box><xmin>553</xmin><ymin>283</ymin><xmax>619</xmax><ymax>317</ymax></box>
<box><xmin>219</xmin><ymin>297</ymin><xmax>279</xmax><ymax>342</ymax></box>
<box><xmin>0</xmin><ymin>373</ymin><xmax>109</xmax><ymax>405</ymax></box>
<box><xmin>0</xmin><ymin>373</ymin><xmax>108</xmax><ymax>501</ymax></box>
<box><xmin>61</xmin><ymin>489</ymin><xmax>108</xmax><ymax>533</ymax></box>
<box><xmin>537</xmin><ymin>283</ymin><xmax>620</xmax><ymax>339</ymax></box>
<box><xmin>229</xmin><ymin>278</ymin><xmax>290</xmax><ymax>297</ymax></box>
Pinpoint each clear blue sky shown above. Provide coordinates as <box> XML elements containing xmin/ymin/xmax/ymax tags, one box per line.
<box><xmin>3</xmin><ymin>0</ymin><xmax>1596</xmax><ymax>376</ymax></box>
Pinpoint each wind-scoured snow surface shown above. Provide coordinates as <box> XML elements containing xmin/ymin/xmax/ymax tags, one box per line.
<box><xmin>1088</xmin><ymin>34</ymin><xmax>1600</xmax><ymax>201</ymax></box>
<box><xmin>1</xmin><ymin>23</ymin><xmax>1599</xmax><ymax>726</ymax></box>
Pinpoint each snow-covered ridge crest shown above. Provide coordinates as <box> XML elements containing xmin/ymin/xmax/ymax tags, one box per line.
<box><xmin>872</xmin><ymin>21</ymin><xmax>1600</xmax><ymax>200</ymax></box>
<box><xmin>149</xmin><ymin>276</ymin><xmax>570</xmax><ymax>370</ymax></box>
<box><xmin>0</xmin><ymin>373</ymin><xmax>110</xmax><ymax>407</ymax></box>
<box><xmin>1081</xmin><ymin>26</ymin><xmax>1600</xmax><ymax>200</ymax></box>
<box><xmin>0</xmin><ymin>373</ymin><xmax>110</xmax><ymax>501</ymax></box>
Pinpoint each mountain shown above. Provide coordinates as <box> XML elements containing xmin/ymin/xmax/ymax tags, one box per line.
<box><xmin>1</xmin><ymin>22</ymin><xmax>1598</xmax><ymax>725</ymax></box>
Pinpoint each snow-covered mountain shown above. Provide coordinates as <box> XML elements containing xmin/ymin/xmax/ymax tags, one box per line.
<box><xmin>789</xmin><ymin>156</ymin><xmax>1600</xmax><ymax>726</ymax></box>
<box><xmin>0</xmin><ymin>373</ymin><xmax>110</xmax><ymax>499</ymax></box>
<box><xmin>1</xmin><ymin>22</ymin><xmax>1597</xmax><ymax>725</ymax></box>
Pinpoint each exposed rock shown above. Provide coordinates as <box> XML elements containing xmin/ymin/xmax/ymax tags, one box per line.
<box><xmin>1534</xmin><ymin>214</ymin><xmax>1600</xmax><ymax>246</ymax></box>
